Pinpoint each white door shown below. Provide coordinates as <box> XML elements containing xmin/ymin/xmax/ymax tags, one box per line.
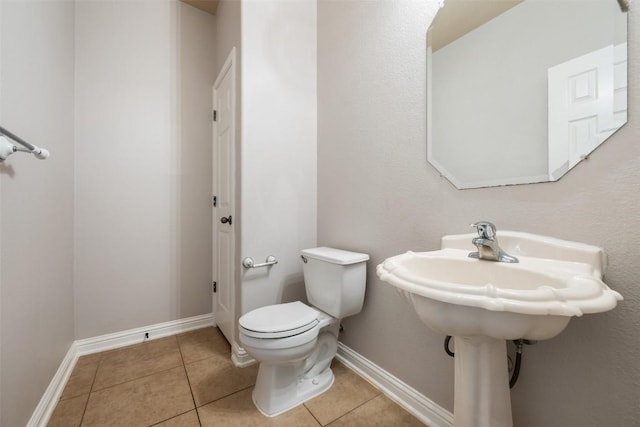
<box><xmin>213</xmin><ymin>48</ymin><xmax>236</xmax><ymax>344</ymax></box>
<box><xmin>548</xmin><ymin>43</ymin><xmax>627</xmax><ymax>180</ymax></box>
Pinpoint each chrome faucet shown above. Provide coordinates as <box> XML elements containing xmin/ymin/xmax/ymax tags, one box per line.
<box><xmin>468</xmin><ymin>221</ymin><xmax>519</xmax><ymax>263</ymax></box>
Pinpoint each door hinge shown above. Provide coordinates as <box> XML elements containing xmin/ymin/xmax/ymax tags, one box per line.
<box><xmin>213</xmin><ymin>110</ymin><xmax>217</xmax><ymax>122</ymax></box>
<box><xmin>212</xmin><ymin>281</ymin><xmax>217</xmax><ymax>293</ymax></box>
<box><xmin>213</xmin><ymin>195</ymin><xmax>217</xmax><ymax>207</ymax></box>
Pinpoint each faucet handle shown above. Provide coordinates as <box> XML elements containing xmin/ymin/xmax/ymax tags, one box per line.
<box><xmin>471</xmin><ymin>221</ymin><xmax>497</xmax><ymax>239</ymax></box>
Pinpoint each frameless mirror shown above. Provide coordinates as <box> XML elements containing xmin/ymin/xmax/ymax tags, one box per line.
<box><xmin>427</xmin><ymin>0</ymin><xmax>628</xmax><ymax>189</ymax></box>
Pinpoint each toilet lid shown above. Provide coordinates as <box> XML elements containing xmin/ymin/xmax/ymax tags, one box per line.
<box><xmin>301</xmin><ymin>247</ymin><xmax>369</xmax><ymax>265</ymax></box>
<box><xmin>239</xmin><ymin>301</ymin><xmax>319</xmax><ymax>338</ymax></box>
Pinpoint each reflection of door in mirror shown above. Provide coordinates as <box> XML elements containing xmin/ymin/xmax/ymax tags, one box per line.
<box><xmin>548</xmin><ymin>43</ymin><xmax>627</xmax><ymax>180</ymax></box>
<box><xmin>427</xmin><ymin>0</ymin><xmax>628</xmax><ymax>189</ymax></box>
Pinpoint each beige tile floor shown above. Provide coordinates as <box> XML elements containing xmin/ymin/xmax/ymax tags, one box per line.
<box><xmin>48</xmin><ymin>327</ymin><xmax>425</xmax><ymax>426</ymax></box>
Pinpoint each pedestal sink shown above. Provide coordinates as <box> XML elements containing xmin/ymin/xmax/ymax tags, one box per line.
<box><xmin>377</xmin><ymin>231</ymin><xmax>622</xmax><ymax>427</ymax></box>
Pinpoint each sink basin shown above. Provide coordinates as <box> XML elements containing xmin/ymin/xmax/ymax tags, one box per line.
<box><xmin>377</xmin><ymin>231</ymin><xmax>623</xmax><ymax>427</ymax></box>
<box><xmin>378</xmin><ymin>247</ymin><xmax>620</xmax><ymax>340</ymax></box>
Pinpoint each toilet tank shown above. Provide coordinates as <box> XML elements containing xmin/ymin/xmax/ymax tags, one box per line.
<box><xmin>301</xmin><ymin>247</ymin><xmax>369</xmax><ymax>319</ymax></box>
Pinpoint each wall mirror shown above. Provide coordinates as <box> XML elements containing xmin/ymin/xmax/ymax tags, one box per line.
<box><xmin>427</xmin><ymin>0</ymin><xmax>628</xmax><ymax>189</ymax></box>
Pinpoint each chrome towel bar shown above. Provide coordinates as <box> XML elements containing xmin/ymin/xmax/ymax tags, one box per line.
<box><xmin>242</xmin><ymin>255</ymin><xmax>278</xmax><ymax>269</ymax></box>
<box><xmin>0</xmin><ymin>125</ymin><xmax>50</xmax><ymax>161</ymax></box>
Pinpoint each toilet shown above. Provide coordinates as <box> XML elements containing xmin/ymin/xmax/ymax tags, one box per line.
<box><xmin>238</xmin><ymin>247</ymin><xmax>369</xmax><ymax>417</ymax></box>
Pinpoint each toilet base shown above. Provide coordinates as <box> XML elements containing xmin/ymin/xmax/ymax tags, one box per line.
<box><xmin>252</xmin><ymin>364</ymin><xmax>334</xmax><ymax>417</ymax></box>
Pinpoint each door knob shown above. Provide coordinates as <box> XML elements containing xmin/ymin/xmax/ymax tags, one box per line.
<box><xmin>220</xmin><ymin>215</ymin><xmax>232</xmax><ymax>225</ymax></box>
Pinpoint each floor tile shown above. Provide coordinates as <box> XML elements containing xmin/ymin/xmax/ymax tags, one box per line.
<box><xmin>48</xmin><ymin>327</ymin><xmax>422</xmax><ymax>426</ymax></box>
<box><xmin>304</xmin><ymin>361</ymin><xmax>380</xmax><ymax>426</ymax></box>
<box><xmin>82</xmin><ymin>366</ymin><xmax>194</xmax><ymax>426</ymax></box>
<box><xmin>47</xmin><ymin>394</ymin><xmax>88</xmax><ymax>427</ymax></box>
<box><xmin>60</xmin><ymin>354</ymin><xmax>101</xmax><ymax>400</ymax></box>
<box><xmin>92</xmin><ymin>336</ymin><xmax>183</xmax><ymax>391</ymax></box>
<box><xmin>328</xmin><ymin>394</ymin><xmax>425</xmax><ymax>426</ymax></box>
<box><xmin>198</xmin><ymin>388</ymin><xmax>320</xmax><ymax>426</ymax></box>
<box><xmin>185</xmin><ymin>351</ymin><xmax>258</xmax><ymax>407</ymax></box>
<box><xmin>152</xmin><ymin>410</ymin><xmax>200</xmax><ymax>427</ymax></box>
<box><xmin>177</xmin><ymin>327</ymin><xmax>230</xmax><ymax>364</ymax></box>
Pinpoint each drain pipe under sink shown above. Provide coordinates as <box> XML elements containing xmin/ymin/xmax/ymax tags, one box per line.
<box><xmin>444</xmin><ymin>336</ymin><xmax>535</xmax><ymax>389</ymax></box>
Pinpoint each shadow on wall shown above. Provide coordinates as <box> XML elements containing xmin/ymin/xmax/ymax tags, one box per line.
<box><xmin>280</xmin><ymin>273</ymin><xmax>308</xmax><ymax>305</ymax></box>
<box><xmin>0</xmin><ymin>163</ymin><xmax>15</xmax><ymax>177</ymax></box>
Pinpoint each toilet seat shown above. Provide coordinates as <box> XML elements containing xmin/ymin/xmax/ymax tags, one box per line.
<box><xmin>239</xmin><ymin>301</ymin><xmax>320</xmax><ymax>339</ymax></box>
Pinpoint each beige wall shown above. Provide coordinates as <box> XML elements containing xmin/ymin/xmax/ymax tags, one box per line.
<box><xmin>215</xmin><ymin>0</ymin><xmax>241</xmax><ymax>79</ymax></box>
<box><xmin>178</xmin><ymin>1</ymin><xmax>216</xmax><ymax>318</ymax></box>
<box><xmin>74</xmin><ymin>0</ymin><xmax>215</xmax><ymax>338</ymax></box>
<box><xmin>74</xmin><ymin>0</ymin><xmax>179</xmax><ymax>338</ymax></box>
<box><xmin>317</xmin><ymin>1</ymin><xmax>640</xmax><ymax>426</ymax></box>
<box><xmin>0</xmin><ymin>1</ymin><xmax>76</xmax><ymax>425</ymax></box>
<box><xmin>239</xmin><ymin>0</ymin><xmax>317</xmax><ymax>316</ymax></box>
<box><xmin>0</xmin><ymin>0</ymin><xmax>215</xmax><ymax>422</ymax></box>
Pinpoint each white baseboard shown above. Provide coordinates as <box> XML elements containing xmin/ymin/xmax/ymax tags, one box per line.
<box><xmin>29</xmin><ymin>315</ymin><xmax>451</xmax><ymax>427</ymax></box>
<box><xmin>336</xmin><ymin>342</ymin><xmax>454</xmax><ymax>427</ymax></box>
<box><xmin>27</xmin><ymin>313</ymin><xmax>215</xmax><ymax>427</ymax></box>
<box><xmin>75</xmin><ymin>313</ymin><xmax>214</xmax><ymax>356</ymax></box>
<box><xmin>26</xmin><ymin>343</ymin><xmax>79</xmax><ymax>427</ymax></box>
<box><xmin>231</xmin><ymin>341</ymin><xmax>256</xmax><ymax>367</ymax></box>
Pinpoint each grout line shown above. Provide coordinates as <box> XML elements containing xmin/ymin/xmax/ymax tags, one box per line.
<box><xmin>77</xmin><ymin>352</ymin><xmax>103</xmax><ymax>426</ymax></box>
<box><xmin>195</xmin><ymin>384</ymin><xmax>255</xmax><ymax>409</ymax></box>
<box><xmin>90</xmin><ymin>363</ymin><xmax>185</xmax><ymax>394</ymax></box>
<box><xmin>181</xmin><ymin>350</ymin><xmax>233</xmax><ymax>368</ymax></box>
<box><xmin>325</xmin><ymin>394</ymin><xmax>381</xmax><ymax>426</ymax></box>
<box><xmin>302</xmin><ymin>364</ymin><xmax>383</xmax><ymax>426</ymax></box>
<box><xmin>148</xmin><ymin>409</ymin><xmax>198</xmax><ymax>427</ymax></box>
<box><xmin>176</xmin><ymin>337</ymin><xmax>203</xmax><ymax>426</ymax></box>
<box><xmin>53</xmin><ymin>327</ymin><xmax>418</xmax><ymax>426</ymax></box>
<box><xmin>89</xmin><ymin>336</ymin><xmax>184</xmax><ymax>393</ymax></box>
<box><xmin>302</xmin><ymin>403</ymin><xmax>323</xmax><ymax>426</ymax></box>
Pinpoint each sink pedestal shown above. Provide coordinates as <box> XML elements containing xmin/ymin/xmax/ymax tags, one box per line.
<box><xmin>453</xmin><ymin>336</ymin><xmax>512</xmax><ymax>427</ymax></box>
<box><xmin>378</xmin><ymin>233</ymin><xmax>624</xmax><ymax>427</ymax></box>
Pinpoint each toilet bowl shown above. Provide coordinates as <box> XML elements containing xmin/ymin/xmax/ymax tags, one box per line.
<box><xmin>240</xmin><ymin>302</ymin><xmax>339</xmax><ymax>416</ymax></box>
<box><xmin>238</xmin><ymin>247</ymin><xmax>369</xmax><ymax>417</ymax></box>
